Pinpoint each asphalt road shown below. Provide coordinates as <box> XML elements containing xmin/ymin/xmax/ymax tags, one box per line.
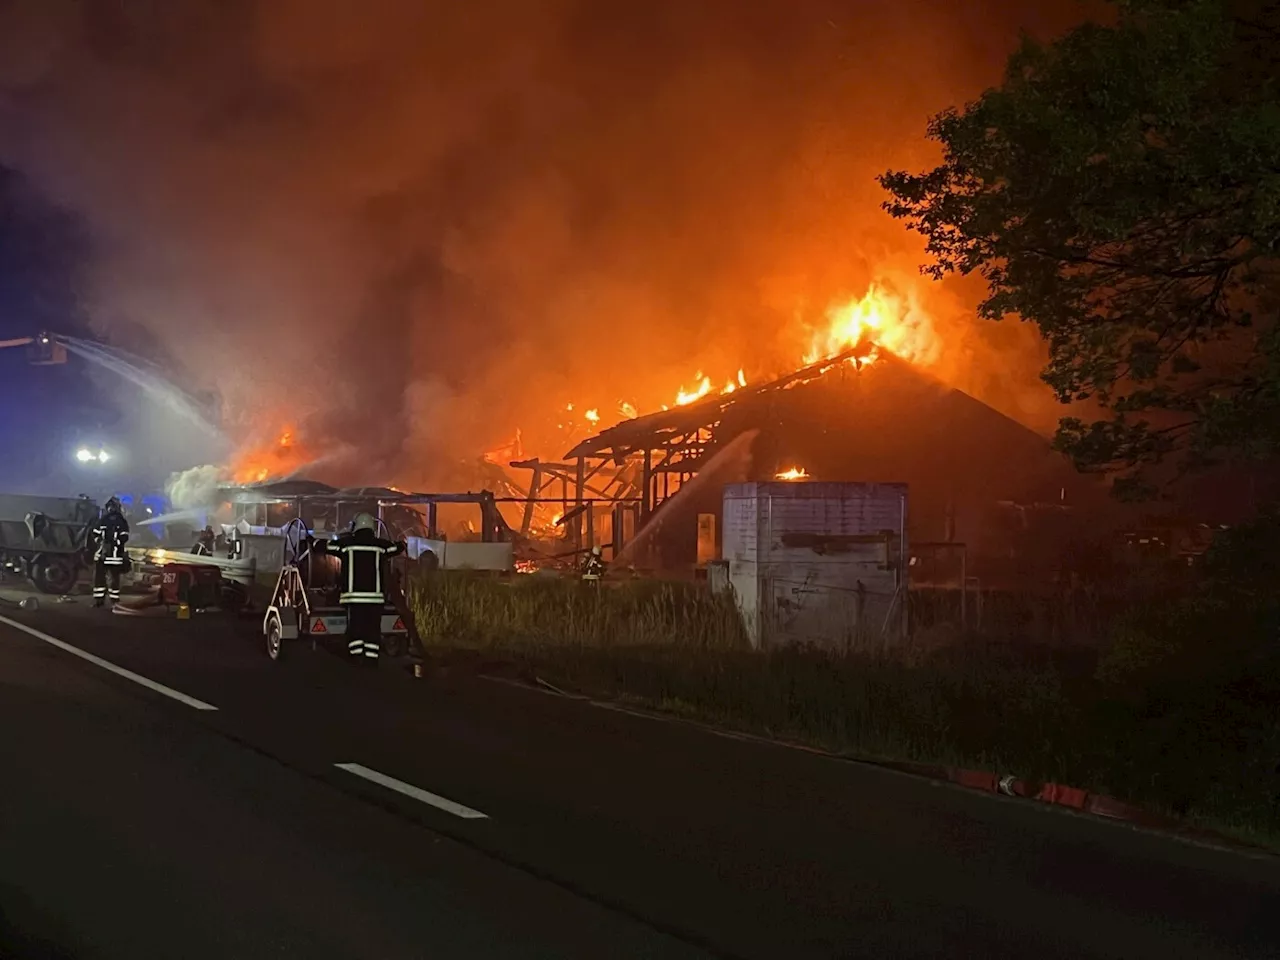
<box><xmin>1</xmin><ymin>595</ymin><xmax>1278</xmax><ymax>959</ymax></box>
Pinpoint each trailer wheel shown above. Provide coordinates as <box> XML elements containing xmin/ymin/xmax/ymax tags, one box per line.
<box><xmin>265</xmin><ymin>612</ymin><xmax>284</xmax><ymax>662</ymax></box>
<box><xmin>32</xmin><ymin>556</ymin><xmax>76</xmax><ymax>595</ymax></box>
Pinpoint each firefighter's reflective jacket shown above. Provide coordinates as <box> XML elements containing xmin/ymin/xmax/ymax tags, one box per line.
<box><xmin>88</xmin><ymin>512</ymin><xmax>130</xmax><ymax>566</ymax></box>
<box><xmin>582</xmin><ymin>552</ymin><xmax>606</xmax><ymax>581</ymax></box>
<box><xmin>316</xmin><ymin>528</ymin><xmax>405</xmax><ymax>604</ymax></box>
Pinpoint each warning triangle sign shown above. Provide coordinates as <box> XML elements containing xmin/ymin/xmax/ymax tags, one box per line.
<box><xmin>311</xmin><ymin>618</ymin><xmax>327</xmax><ymax>634</ymax></box>
<box><xmin>392</xmin><ymin>617</ymin><xmax>405</xmax><ymax>631</ymax></box>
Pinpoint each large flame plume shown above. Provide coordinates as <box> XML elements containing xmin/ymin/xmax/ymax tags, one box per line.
<box><xmin>500</xmin><ymin>280</ymin><xmax>941</xmax><ymax>455</ymax></box>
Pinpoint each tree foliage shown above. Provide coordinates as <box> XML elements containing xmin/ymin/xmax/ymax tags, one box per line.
<box><xmin>880</xmin><ymin>0</ymin><xmax>1280</xmax><ymax>497</ymax></box>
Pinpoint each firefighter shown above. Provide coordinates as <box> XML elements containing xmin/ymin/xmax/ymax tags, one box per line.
<box><xmin>88</xmin><ymin>496</ymin><xmax>130</xmax><ymax>608</ymax></box>
<box><xmin>192</xmin><ymin>526</ymin><xmax>216</xmax><ymax>556</ymax></box>
<box><xmin>312</xmin><ymin>513</ymin><xmax>405</xmax><ymax>665</ymax></box>
<box><xmin>582</xmin><ymin>544</ymin><xmax>606</xmax><ymax>582</ymax></box>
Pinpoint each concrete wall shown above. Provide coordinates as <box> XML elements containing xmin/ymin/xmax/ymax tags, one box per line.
<box><xmin>721</xmin><ymin>482</ymin><xmax>908</xmax><ymax>651</ymax></box>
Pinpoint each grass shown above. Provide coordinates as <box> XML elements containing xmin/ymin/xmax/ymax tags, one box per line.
<box><xmin>408</xmin><ymin>572</ymin><xmax>1280</xmax><ymax>848</ymax></box>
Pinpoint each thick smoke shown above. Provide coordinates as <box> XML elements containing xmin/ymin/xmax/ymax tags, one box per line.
<box><xmin>0</xmin><ymin>0</ymin><xmax>1086</xmax><ymax>488</ymax></box>
<box><xmin>165</xmin><ymin>463</ymin><xmax>221</xmax><ymax>510</ymax></box>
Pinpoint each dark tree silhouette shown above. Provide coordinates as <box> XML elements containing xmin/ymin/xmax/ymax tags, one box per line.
<box><xmin>881</xmin><ymin>0</ymin><xmax>1280</xmax><ymax>498</ymax></box>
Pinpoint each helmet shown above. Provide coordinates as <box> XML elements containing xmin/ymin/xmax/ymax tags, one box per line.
<box><xmin>591</xmin><ymin>545</ymin><xmax>602</xmax><ymax>556</ymax></box>
<box><xmin>104</xmin><ymin>496</ymin><xmax>123</xmax><ymax>515</ymax></box>
<box><xmin>352</xmin><ymin>512</ymin><xmax>377</xmax><ymax>533</ymax></box>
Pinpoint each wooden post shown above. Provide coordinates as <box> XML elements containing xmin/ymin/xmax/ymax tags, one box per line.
<box><xmin>574</xmin><ymin>456</ymin><xmax>585</xmax><ymax>553</ymax></box>
<box><xmin>641</xmin><ymin>449</ymin><xmax>653</xmax><ymax>521</ymax></box>
<box><xmin>520</xmin><ymin>461</ymin><xmax>542</xmax><ymax>537</ymax></box>
<box><xmin>611</xmin><ymin>501</ymin><xmax>627</xmax><ymax>559</ymax></box>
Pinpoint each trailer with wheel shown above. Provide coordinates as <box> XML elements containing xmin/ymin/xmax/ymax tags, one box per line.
<box><xmin>0</xmin><ymin>493</ymin><xmax>97</xmax><ymax>594</ymax></box>
<box><xmin>260</xmin><ymin>519</ymin><xmax>416</xmax><ymax>663</ymax></box>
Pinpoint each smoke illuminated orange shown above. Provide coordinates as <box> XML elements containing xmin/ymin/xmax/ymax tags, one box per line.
<box><xmin>475</xmin><ymin>282</ymin><xmax>941</xmax><ymax>507</ymax></box>
<box><xmin>532</xmin><ymin>282</ymin><xmax>938</xmax><ymax>463</ymax></box>
<box><xmin>230</xmin><ymin>424</ymin><xmax>311</xmax><ymax>484</ymax></box>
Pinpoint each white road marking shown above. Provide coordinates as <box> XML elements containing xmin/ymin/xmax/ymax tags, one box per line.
<box><xmin>335</xmin><ymin>762</ymin><xmax>489</xmax><ymax>820</ymax></box>
<box><xmin>0</xmin><ymin>614</ymin><xmax>218</xmax><ymax>712</ymax></box>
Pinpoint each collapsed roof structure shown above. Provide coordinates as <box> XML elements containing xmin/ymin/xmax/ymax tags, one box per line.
<box><xmin>508</xmin><ymin>345</ymin><xmax>1111</xmax><ymax>574</ymax></box>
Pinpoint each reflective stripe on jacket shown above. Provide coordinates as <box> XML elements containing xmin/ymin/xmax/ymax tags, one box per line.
<box><xmin>322</xmin><ymin>530</ymin><xmax>404</xmax><ymax>605</ymax></box>
<box><xmin>89</xmin><ymin>515</ymin><xmax>130</xmax><ymax>565</ymax></box>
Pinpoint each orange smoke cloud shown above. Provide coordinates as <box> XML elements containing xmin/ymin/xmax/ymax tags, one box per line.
<box><xmin>0</xmin><ymin>1</ymin><xmax>1088</xmax><ymax>489</ymax></box>
<box><xmin>230</xmin><ymin>425</ymin><xmax>313</xmax><ymax>484</ymax></box>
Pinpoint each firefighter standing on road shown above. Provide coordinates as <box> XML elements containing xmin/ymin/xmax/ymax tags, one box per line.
<box><xmin>312</xmin><ymin>513</ymin><xmax>405</xmax><ymax>665</ymax></box>
<box><xmin>88</xmin><ymin>496</ymin><xmax>130</xmax><ymax>608</ymax></box>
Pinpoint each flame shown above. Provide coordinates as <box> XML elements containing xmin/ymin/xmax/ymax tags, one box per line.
<box><xmin>802</xmin><ymin>283</ymin><xmax>935</xmax><ymax>368</ymax></box>
<box><xmin>230</xmin><ymin>424</ymin><xmax>311</xmax><ymax>484</ymax></box>
<box><xmin>776</xmin><ymin>466</ymin><xmax>809</xmax><ymax>480</ymax></box>
<box><xmin>675</xmin><ymin>371</ymin><xmax>713</xmax><ymax>406</ymax></box>
<box><xmin>524</xmin><ymin>282</ymin><xmax>936</xmax><ymax>455</ymax></box>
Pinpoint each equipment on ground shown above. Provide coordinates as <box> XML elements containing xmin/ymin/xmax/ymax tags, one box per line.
<box><xmin>158</xmin><ymin>563</ymin><xmax>225</xmax><ymax>610</ymax></box>
<box><xmin>0</xmin><ymin>494</ymin><xmax>97</xmax><ymax>593</ymax></box>
<box><xmin>262</xmin><ymin>519</ymin><xmax>418</xmax><ymax>664</ymax></box>
<box><xmin>220</xmin><ymin>482</ymin><xmax>516</xmax><ymax>573</ymax></box>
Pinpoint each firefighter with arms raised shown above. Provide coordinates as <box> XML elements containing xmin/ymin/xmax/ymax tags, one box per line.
<box><xmin>87</xmin><ymin>496</ymin><xmax>130</xmax><ymax>608</ymax></box>
<box><xmin>312</xmin><ymin>513</ymin><xmax>405</xmax><ymax>665</ymax></box>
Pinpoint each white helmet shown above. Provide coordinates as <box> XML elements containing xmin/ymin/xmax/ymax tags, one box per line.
<box><xmin>353</xmin><ymin>512</ymin><xmax>377</xmax><ymax>533</ymax></box>
<box><xmin>591</xmin><ymin>545</ymin><xmax>602</xmax><ymax>556</ymax></box>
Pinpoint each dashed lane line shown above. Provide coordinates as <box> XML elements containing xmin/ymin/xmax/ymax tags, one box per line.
<box><xmin>0</xmin><ymin>614</ymin><xmax>219</xmax><ymax>712</ymax></box>
<box><xmin>335</xmin><ymin>762</ymin><xmax>490</xmax><ymax>820</ymax></box>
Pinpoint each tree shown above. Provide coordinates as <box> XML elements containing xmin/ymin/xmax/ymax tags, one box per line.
<box><xmin>879</xmin><ymin>0</ymin><xmax>1280</xmax><ymax>498</ymax></box>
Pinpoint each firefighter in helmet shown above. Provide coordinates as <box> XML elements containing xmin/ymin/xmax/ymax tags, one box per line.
<box><xmin>192</xmin><ymin>526</ymin><xmax>216</xmax><ymax>556</ymax></box>
<box><xmin>582</xmin><ymin>544</ymin><xmax>606</xmax><ymax>582</ymax></box>
<box><xmin>312</xmin><ymin>513</ymin><xmax>405</xmax><ymax>664</ymax></box>
<box><xmin>88</xmin><ymin>496</ymin><xmax>130</xmax><ymax>608</ymax></box>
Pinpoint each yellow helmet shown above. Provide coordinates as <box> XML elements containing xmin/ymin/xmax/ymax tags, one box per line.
<box><xmin>353</xmin><ymin>513</ymin><xmax>377</xmax><ymax>533</ymax></box>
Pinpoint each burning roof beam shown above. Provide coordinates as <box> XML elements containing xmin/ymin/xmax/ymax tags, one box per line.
<box><xmin>563</xmin><ymin>342</ymin><xmax>872</xmax><ymax>460</ymax></box>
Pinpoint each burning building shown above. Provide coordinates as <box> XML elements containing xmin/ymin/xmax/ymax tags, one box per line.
<box><xmin>509</xmin><ymin>345</ymin><xmax>1114</xmax><ymax>583</ymax></box>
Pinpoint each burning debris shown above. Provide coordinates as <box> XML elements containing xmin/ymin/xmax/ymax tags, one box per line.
<box><xmin>776</xmin><ymin>467</ymin><xmax>809</xmax><ymax>480</ymax></box>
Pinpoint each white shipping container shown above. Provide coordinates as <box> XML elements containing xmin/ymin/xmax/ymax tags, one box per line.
<box><xmin>721</xmin><ymin>482</ymin><xmax>908</xmax><ymax>651</ymax></box>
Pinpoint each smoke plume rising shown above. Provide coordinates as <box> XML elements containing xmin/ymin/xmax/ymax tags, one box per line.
<box><xmin>0</xmin><ymin>0</ymin><xmax>1087</xmax><ymax>488</ymax></box>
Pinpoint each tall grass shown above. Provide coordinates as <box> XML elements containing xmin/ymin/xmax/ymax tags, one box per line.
<box><xmin>407</xmin><ymin>574</ymin><xmax>748</xmax><ymax>651</ymax></box>
<box><xmin>408</xmin><ymin>571</ymin><xmax>1280</xmax><ymax>845</ymax></box>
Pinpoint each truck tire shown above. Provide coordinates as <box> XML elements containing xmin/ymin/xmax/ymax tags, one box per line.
<box><xmin>32</xmin><ymin>556</ymin><xmax>76</xmax><ymax>595</ymax></box>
